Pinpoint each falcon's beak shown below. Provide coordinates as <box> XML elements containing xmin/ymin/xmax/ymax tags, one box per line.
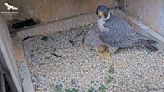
<box><xmin>98</xmin><ymin>11</ymin><xmax>104</xmax><ymax>18</ymax></box>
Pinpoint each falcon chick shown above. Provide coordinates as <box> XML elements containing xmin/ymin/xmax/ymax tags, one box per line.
<box><xmin>96</xmin><ymin>5</ymin><xmax>158</xmax><ymax>52</ymax></box>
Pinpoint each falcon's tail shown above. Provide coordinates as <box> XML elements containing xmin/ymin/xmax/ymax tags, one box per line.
<box><xmin>134</xmin><ymin>39</ymin><xmax>158</xmax><ymax>52</ymax></box>
<box><xmin>142</xmin><ymin>39</ymin><xmax>158</xmax><ymax>52</ymax></box>
<box><xmin>145</xmin><ymin>44</ymin><xmax>158</xmax><ymax>52</ymax></box>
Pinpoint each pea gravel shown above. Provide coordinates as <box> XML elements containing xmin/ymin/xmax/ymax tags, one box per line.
<box><xmin>22</xmin><ymin>24</ymin><xmax>164</xmax><ymax>92</ymax></box>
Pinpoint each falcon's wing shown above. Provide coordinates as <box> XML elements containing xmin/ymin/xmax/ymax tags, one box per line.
<box><xmin>99</xmin><ymin>31</ymin><xmax>135</xmax><ymax>47</ymax></box>
<box><xmin>99</xmin><ymin>15</ymin><xmax>141</xmax><ymax>47</ymax></box>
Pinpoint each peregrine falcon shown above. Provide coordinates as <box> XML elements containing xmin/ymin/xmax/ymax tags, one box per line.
<box><xmin>96</xmin><ymin>5</ymin><xmax>158</xmax><ymax>52</ymax></box>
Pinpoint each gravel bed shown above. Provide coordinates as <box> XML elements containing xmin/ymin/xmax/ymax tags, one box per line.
<box><xmin>22</xmin><ymin>24</ymin><xmax>164</xmax><ymax>92</ymax></box>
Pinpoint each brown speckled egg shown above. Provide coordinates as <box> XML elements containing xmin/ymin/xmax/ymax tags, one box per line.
<box><xmin>98</xmin><ymin>45</ymin><xmax>107</xmax><ymax>53</ymax></box>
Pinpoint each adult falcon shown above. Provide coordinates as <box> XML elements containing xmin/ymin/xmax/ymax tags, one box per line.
<box><xmin>96</xmin><ymin>5</ymin><xmax>158</xmax><ymax>53</ymax></box>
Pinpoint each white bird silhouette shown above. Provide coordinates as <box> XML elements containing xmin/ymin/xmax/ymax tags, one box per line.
<box><xmin>4</xmin><ymin>3</ymin><xmax>18</xmax><ymax>11</ymax></box>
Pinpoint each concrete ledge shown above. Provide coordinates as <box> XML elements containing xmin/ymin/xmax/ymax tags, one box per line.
<box><xmin>12</xmin><ymin>35</ymin><xmax>26</xmax><ymax>62</ymax></box>
<box><xmin>17</xmin><ymin>13</ymin><xmax>97</xmax><ymax>40</ymax></box>
<box><xmin>12</xmin><ymin>35</ymin><xmax>35</xmax><ymax>92</ymax></box>
<box><xmin>19</xmin><ymin>63</ymin><xmax>35</xmax><ymax>92</ymax></box>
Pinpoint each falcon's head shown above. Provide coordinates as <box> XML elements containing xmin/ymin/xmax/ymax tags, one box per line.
<box><xmin>96</xmin><ymin>5</ymin><xmax>110</xmax><ymax>20</ymax></box>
